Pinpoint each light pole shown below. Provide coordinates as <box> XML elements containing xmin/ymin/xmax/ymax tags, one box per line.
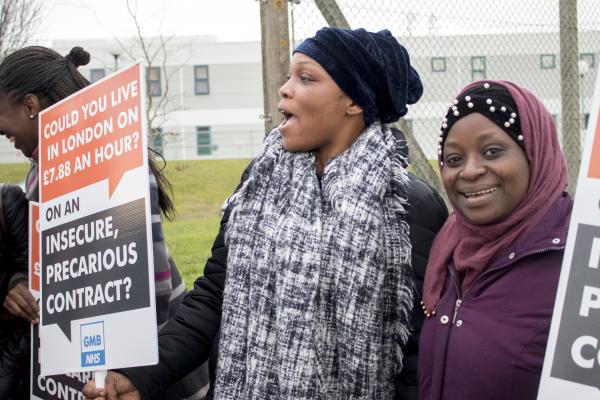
<box><xmin>107</xmin><ymin>43</ymin><xmax>123</xmax><ymax>72</ymax></box>
<box><xmin>112</xmin><ymin>53</ymin><xmax>120</xmax><ymax>71</ymax></box>
<box><xmin>289</xmin><ymin>0</ymin><xmax>301</xmax><ymax>50</ymax></box>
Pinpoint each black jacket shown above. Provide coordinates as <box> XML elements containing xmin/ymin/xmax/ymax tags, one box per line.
<box><xmin>0</xmin><ymin>184</ymin><xmax>32</xmax><ymax>400</ymax></box>
<box><xmin>125</xmin><ymin>165</ymin><xmax>448</xmax><ymax>400</ymax></box>
<box><xmin>395</xmin><ymin>173</ymin><xmax>448</xmax><ymax>399</ymax></box>
<box><xmin>0</xmin><ymin>184</ymin><xmax>29</xmax><ymax>301</ymax></box>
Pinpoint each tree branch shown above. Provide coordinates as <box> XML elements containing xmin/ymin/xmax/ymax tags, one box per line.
<box><xmin>0</xmin><ymin>0</ymin><xmax>43</xmax><ymax>58</ymax></box>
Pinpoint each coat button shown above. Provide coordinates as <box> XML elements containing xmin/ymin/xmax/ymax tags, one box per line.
<box><xmin>440</xmin><ymin>315</ymin><xmax>449</xmax><ymax>325</ymax></box>
<box><xmin>508</xmin><ymin>252</ymin><xmax>515</xmax><ymax>259</ymax></box>
<box><xmin>455</xmin><ymin>319</ymin><xmax>463</xmax><ymax>327</ymax></box>
<box><xmin>552</xmin><ymin>238</ymin><xmax>560</xmax><ymax>244</ymax></box>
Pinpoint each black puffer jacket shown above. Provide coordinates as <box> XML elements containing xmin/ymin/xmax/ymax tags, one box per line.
<box><xmin>125</xmin><ymin>163</ymin><xmax>448</xmax><ymax>400</ymax></box>
<box><xmin>0</xmin><ymin>184</ymin><xmax>31</xmax><ymax>400</ymax></box>
<box><xmin>395</xmin><ymin>173</ymin><xmax>448</xmax><ymax>399</ymax></box>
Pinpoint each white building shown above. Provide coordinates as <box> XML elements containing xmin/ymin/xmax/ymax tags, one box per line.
<box><xmin>0</xmin><ymin>32</ymin><xmax>597</xmax><ymax>162</ymax></box>
<box><xmin>0</xmin><ymin>35</ymin><xmax>266</xmax><ymax>163</ymax></box>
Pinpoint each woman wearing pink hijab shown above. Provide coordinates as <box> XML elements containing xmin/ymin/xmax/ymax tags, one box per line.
<box><xmin>418</xmin><ymin>80</ymin><xmax>572</xmax><ymax>400</ymax></box>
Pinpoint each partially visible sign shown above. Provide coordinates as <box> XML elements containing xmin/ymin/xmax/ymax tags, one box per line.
<box><xmin>30</xmin><ymin>202</ymin><xmax>93</xmax><ymax>400</ymax></box>
<box><xmin>29</xmin><ymin>202</ymin><xmax>40</xmax><ymax>293</ymax></box>
<box><xmin>587</xmin><ymin>112</ymin><xmax>600</xmax><ymax>179</ymax></box>
<box><xmin>538</xmin><ymin>69</ymin><xmax>600</xmax><ymax>398</ymax></box>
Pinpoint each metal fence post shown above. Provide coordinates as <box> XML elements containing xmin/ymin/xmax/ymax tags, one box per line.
<box><xmin>395</xmin><ymin>120</ymin><xmax>448</xmax><ymax>205</ymax></box>
<box><xmin>260</xmin><ymin>0</ymin><xmax>290</xmax><ymax>133</ymax></box>
<box><xmin>314</xmin><ymin>0</ymin><xmax>350</xmax><ymax>28</ymax></box>
<box><xmin>560</xmin><ymin>0</ymin><xmax>581</xmax><ymax>193</ymax></box>
<box><xmin>313</xmin><ymin>0</ymin><xmax>445</xmax><ymax>197</ymax></box>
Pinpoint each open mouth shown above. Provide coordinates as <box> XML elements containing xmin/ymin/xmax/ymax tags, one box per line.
<box><xmin>278</xmin><ymin>105</ymin><xmax>295</xmax><ymax>127</ymax></box>
<box><xmin>462</xmin><ymin>187</ymin><xmax>498</xmax><ymax>198</ymax></box>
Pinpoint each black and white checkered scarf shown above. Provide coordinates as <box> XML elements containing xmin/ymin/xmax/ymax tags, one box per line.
<box><xmin>215</xmin><ymin>123</ymin><xmax>414</xmax><ymax>399</ymax></box>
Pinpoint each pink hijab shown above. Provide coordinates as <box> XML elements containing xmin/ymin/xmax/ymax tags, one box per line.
<box><xmin>422</xmin><ymin>80</ymin><xmax>568</xmax><ymax>311</ymax></box>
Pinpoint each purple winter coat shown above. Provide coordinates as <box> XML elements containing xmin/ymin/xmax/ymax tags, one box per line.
<box><xmin>418</xmin><ymin>193</ymin><xmax>573</xmax><ymax>400</ymax></box>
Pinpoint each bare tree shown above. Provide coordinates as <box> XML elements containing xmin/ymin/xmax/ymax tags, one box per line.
<box><xmin>112</xmin><ymin>0</ymin><xmax>193</xmax><ymax>151</ymax></box>
<box><xmin>0</xmin><ymin>0</ymin><xmax>43</xmax><ymax>58</ymax></box>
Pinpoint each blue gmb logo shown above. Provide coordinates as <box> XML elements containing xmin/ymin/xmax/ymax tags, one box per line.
<box><xmin>80</xmin><ymin>321</ymin><xmax>105</xmax><ymax>367</ymax></box>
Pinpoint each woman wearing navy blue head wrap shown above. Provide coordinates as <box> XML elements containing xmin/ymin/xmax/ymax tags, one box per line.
<box><xmin>84</xmin><ymin>27</ymin><xmax>443</xmax><ymax>400</ymax></box>
<box><xmin>213</xmin><ymin>28</ymin><xmax>423</xmax><ymax>400</ymax></box>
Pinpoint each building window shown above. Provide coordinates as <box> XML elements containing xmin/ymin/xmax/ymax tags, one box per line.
<box><xmin>147</xmin><ymin>67</ymin><xmax>162</xmax><ymax>97</ymax></box>
<box><xmin>90</xmin><ymin>69</ymin><xmax>106</xmax><ymax>82</ymax></box>
<box><xmin>540</xmin><ymin>54</ymin><xmax>556</xmax><ymax>70</ymax></box>
<box><xmin>580</xmin><ymin>53</ymin><xmax>595</xmax><ymax>69</ymax></box>
<box><xmin>584</xmin><ymin>113</ymin><xmax>590</xmax><ymax>130</ymax></box>
<box><xmin>471</xmin><ymin>56</ymin><xmax>486</xmax><ymax>81</ymax></box>
<box><xmin>196</xmin><ymin>126</ymin><xmax>212</xmax><ymax>155</ymax></box>
<box><xmin>194</xmin><ymin>65</ymin><xmax>210</xmax><ymax>95</ymax></box>
<box><xmin>431</xmin><ymin>57</ymin><xmax>446</xmax><ymax>73</ymax></box>
<box><xmin>152</xmin><ymin>127</ymin><xmax>164</xmax><ymax>155</ymax></box>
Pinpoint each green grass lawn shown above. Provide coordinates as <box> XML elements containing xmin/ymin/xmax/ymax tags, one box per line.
<box><xmin>0</xmin><ymin>162</ymin><xmax>30</xmax><ymax>184</ymax></box>
<box><xmin>0</xmin><ymin>159</ymin><xmax>250</xmax><ymax>289</ymax></box>
<box><xmin>161</xmin><ymin>159</ymin><xmax>250</xmax><ymax>287</ymax></box>
<box><xmin>2</xmin><ymin>158</ymin><xmax>443</xmax><ymax>288</ymax></box>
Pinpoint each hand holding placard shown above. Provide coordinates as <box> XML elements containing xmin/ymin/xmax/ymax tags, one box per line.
<box><xmin>3</xmin><ymin>281</ymin><xmax>39</xmax><ymax>323</ymax></box>
<box><xmin>82</xmin><ymin>371</ymin><xmax>141</xmax><ymax>400</ymax></box>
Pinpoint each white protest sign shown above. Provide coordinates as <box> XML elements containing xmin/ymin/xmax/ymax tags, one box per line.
<box><xmin>38</xmin><ymin>63</ymin><xmax>158</xmax><ymax>376</ymax></box>
<box><xmin>538</xmin><ymin>68</ymin><xmax>600</xmax><ymax>398</ymax></box>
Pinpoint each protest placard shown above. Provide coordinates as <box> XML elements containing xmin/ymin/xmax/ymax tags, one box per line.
<box><xmin>37</xmin><ymin>63</ymin><xmax>157</xmax><ymax>376</ymax></box>
<box><xmin>538</xmin><ymin>70</ymin><xmax>600</xmax><ymax>398</ymax></box>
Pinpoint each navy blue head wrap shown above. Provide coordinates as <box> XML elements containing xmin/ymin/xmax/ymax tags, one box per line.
<box><xmin>294</xmin><ymin>27</ymin><xmax>423</xmax><ymax>126</ymax></box>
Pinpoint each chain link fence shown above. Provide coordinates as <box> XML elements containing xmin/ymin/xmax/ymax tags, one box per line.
<box><xmin>0</xmin><ymin>127</ymin><xmax>265</xmax><ymax>164</ymax></box>
<box><xmin>150</xmin><ymin>127</ymin><xmax>265</xmax><ymax>160</ymax></box>
<box><xmin>289</xmin><ymin>0</ymin><xmax>599</xmax><ymax>192</ymax></box>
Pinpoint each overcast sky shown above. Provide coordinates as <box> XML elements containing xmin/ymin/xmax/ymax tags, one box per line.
<box><xmin>35</xmin><ymin>0</ymin><xmax>598</xmax><ymax>45</ymax></box>
<box><xmin>36</xmin><ymin>0</ymin><xmax>262</xmax><ymax>43</ymax></box>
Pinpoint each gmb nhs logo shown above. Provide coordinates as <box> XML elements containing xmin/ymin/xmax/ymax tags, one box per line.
<box><xmin>80</xmin><ymin>321</ymin><xmax>105</xmax><ymax>367</ymax></box>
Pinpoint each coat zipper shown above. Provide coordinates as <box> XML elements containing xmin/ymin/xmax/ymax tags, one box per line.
<box><xmin>527</xmin><ymin>246</ymin><xmax>564</xmax><ymax>256</ymax></box>
<box><xmin>449</xmin><ymin>271</ymin><xmax>463</xmax><ymax>325</ymax></box>
<box><xmin>452</xmin><ymin>298</ymin><xmax>462</xmax><ymax>324</ymax></box>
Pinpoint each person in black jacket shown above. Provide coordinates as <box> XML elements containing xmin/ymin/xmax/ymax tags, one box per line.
<box><xmin>84</xmin><ymin>30</ymin><xmax>443</xmax><ymax>399</ymax></box>
<box><xmin>392</xmin><ymin>127</ymin><xmax>448</xmax><ymax>398</ymax></box>
<box><xmin>0</xmin><ymin>184</ymin><xmax>32</xmax><ymax>399</ymax></box>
